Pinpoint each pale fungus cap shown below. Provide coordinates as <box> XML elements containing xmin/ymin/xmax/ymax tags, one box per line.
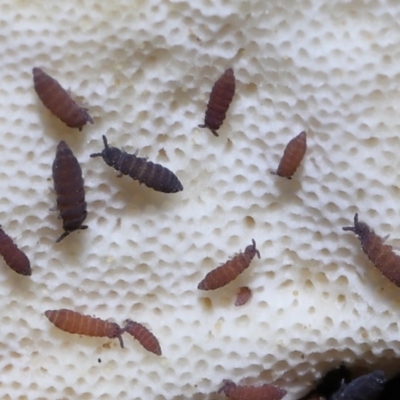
<box><xmin>1</xmin><ymin>1</ymin><xmax>400</xmax><ymax>399</ymax></box>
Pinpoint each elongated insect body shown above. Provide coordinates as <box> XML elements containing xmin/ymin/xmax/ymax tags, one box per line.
<box><xmin>329</xmin><ymin>370</ymin><xmax>385</xmax><ymax>400</ymax></box>
<box><xmin>123</xmin><ymin>320</ymin><xmax>162</xmax><ymax>356</ymax></box>
<box><xmin>199</xmin><ymin>68</ymin><xmax>235</xmax><ymax>136</ymax></box>
<box><xmin>32</xmin><ymin>67</ymin><xmax>93</xmax><ymax>130</ymax></box>
<box><xmin>198</xmin><ymin>239</ymin><xmax>260</xmax><ymax>291</ymax></box>
<box><xmin>52</xmin><ymin>141</ymin><xmax>88</xmax><ymax>243</ymax></box>
<box><xmin>45</xmin><ymin>309</ymin><xmax>124</xmax><ymax>348</ymax></box>
<box><xmin>90</xmin><ymin>135</ymin><xmax>183</xmax><ymax>193</ymax></box>
<box><xmin>343</xmin><ymin>213</ymin><xmax>400</xmax><ymax>287</ymax></box>
<box><xmin>234</xmin><ymin>286</ymin><xmax>252</xmax><ymax>306</ymax></box>
<box><xmin>218</xmin><ymin>380</ymin><xmax>287</xmax><ymax>400</ymax></box>
<box><xmin>0</xmin><ymin>227</ymin><xmax>31</xmax><ymax>276</ymax></box>
<box><xmin>271</xmin><ymin>131</ymin><xmax>307</xmax><ymax>179</ymax></box>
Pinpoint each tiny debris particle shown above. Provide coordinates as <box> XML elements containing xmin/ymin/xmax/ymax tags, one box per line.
<box><xmin>234</xmin><ymin>286</ymin><xmax>252</xmax><ymax>306</ymax></box>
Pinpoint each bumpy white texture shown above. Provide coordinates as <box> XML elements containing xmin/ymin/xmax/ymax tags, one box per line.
<box><xmin>1</xmin><ymin>1</ymin><xmax>400</xmax><ymax>399</ymax></box>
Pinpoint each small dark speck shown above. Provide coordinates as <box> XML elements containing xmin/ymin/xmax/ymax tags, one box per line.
<box><xmin>98</xmin><ymin>358</ymin><xmax>101</xmax><ymax>363</ymax></box>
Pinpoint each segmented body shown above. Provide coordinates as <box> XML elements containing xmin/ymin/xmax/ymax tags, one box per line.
<box><xmin>90</xmin><ymin>135</ymin><xmax>183</xmax><ymax>193</ymax></box>
<box><xmin>123</xmin><ymin>320</ymin><xmax>162</xmax><ymax>356</ymax></box>
<box><xmin>273</xmin><ymin>131</ymin><xmax>307</xmax><ymax>179</ymax></box>
<box><xmin>198</xmin><ymin>239</ymin><xmax>260</xmax><ymax>290</ymax></box>
<box><xmin>0</xmin><ymin>227</ymin><xmax>31</xmax><ymax>276</ymax></box>
<box><xmin>52</xmin><ymin>141</ymin><xmax>88</xmax><ymax>243</ymax></box>
<box><xmin>32</xmin><ymin>67</ymin><xmax>93</xmax><ymax>130</ymax></box>
<box><xmin>45</xmin><ymin>309</ymin><xmax>124</xmax><ymax>348</ymax></box>
<box><xmin>328</xmin><ymin>370</ymin><xmax>385</xmax><ymax>400</ymax></box>
<box><xmin>199</xmin><ymin>68</ymin><xmax>235</xmax><ymax>136</ymax></box>
<box><xmin>343</xmin><ymin>213</ymin><xmax>400</xmax><ymax>286</ymax></box>
<box><xmin>218</xmin><ymin>380</ymin><xmax>287</xmax><ymax>400</ymax></box>
<box><xmin>234</xmin><ymin>286</ymin><xmax>252</xmax><ymax>306</ymax></box>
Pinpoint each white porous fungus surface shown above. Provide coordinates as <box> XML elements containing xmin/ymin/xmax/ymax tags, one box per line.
<box><xmin>1</xmin><ymin>1</ymin><xmax>400</xmax><ymax>399</ymax></box>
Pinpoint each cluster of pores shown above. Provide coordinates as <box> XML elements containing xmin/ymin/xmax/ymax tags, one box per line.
<box><xmin>0</xmin><ymin>66</ymin><xmax>396</xmax><ymax>399</ymax></box>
